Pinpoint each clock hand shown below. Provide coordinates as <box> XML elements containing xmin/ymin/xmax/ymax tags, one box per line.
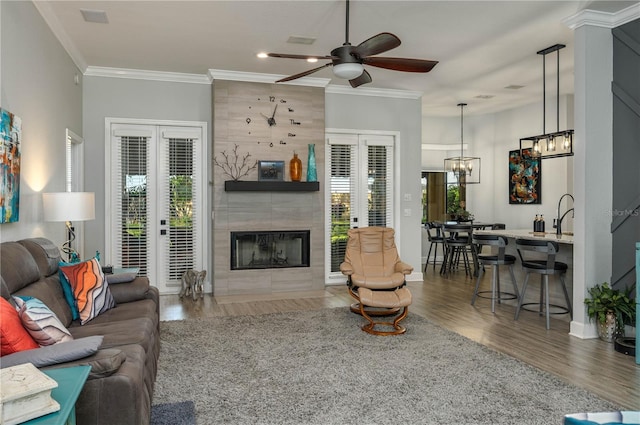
<box><xmin>266</xmin><ymin>104</ymin><xmax>277</xmax><ymax>127</ymax></box>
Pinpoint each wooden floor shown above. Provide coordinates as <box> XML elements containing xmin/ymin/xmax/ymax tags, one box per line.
<box><xmin>159</xmin><ymin>266</ymin><xmax>639</xmax><ymax>410</ymax></box>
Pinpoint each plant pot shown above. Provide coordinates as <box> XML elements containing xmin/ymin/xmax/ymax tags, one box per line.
<box><xmin>597</xmin><ymin>311</ymin><xmax>622</xmax><ymax>342</ymax></box>
<box><xmin>614</xmin><ymin>337</ymin><xmax>635</xmax><ymax>356</ymax></box>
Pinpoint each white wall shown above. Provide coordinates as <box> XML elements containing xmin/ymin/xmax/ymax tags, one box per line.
<box><xmin>422</xmin><ymin>97</ymin><xmax>574</xmax><ymax>230</ymax></box>
<box><xmin>326</xmin><ymin>91</ymin><xmax>423</xmax><ymax>279</ymax></box>
<box><xmin>0</xmin><ymin>1</ymin><xmax>82</xmax><ymax>245</ymax></box>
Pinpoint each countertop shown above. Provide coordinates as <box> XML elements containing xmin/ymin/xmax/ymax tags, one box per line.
<box><xmin>474</xmin><ymin>228</ymin><xmax>574</xmax><ymax>245</ymax></box>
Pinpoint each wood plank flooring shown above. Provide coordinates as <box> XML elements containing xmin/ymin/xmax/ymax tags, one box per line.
<box><xmin>159</xmin><ymin>267</ymin><xmax>639</xmax><ymax>410</ymax></box>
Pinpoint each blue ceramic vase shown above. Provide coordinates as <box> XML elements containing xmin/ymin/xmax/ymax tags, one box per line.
<box><xmin>306</xmin><ymin>144</ymin><xmax>317</xmax><ymax>182</ymax></box>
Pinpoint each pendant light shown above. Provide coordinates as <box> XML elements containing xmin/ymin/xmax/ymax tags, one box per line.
<box><xmin>444</xmin><ymin>103</ymin><xmax>481</xmax><ymax>184</ymax></box>
<box><xmin>519</xmin><ymin>44</ymin><xmax>574</xmax><ymax>159</ymax></box>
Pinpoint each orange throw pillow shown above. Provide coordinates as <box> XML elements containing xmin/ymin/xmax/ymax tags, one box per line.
<box><xmin>59</xmin><ymin>257</ymin><xmax>115</xmax><ymax>325</ymax></box>
<box><xmin>0</xmin><ymin>297</ymin><xmax>39</xmax><ymax>355</ymax></box>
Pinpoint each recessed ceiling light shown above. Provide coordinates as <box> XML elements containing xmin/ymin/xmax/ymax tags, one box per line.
<box><xmin>474</xmin><ymin>95</ymin><xmax>495</xmax><ymax>99</ymax></box>
<box><xmin>307</xmin><ymin>58</ymin><xmax>318</xmax><ymax>63</ymax></box>
<box><xmin>287</xmin><ymin>36</ymin><xmax>316</xmax><ymax>45</ymax></box>
<box><xmin>504</xmin><ymin>84</ymin><xmax>525</xmax><ymax>90</ymax></box>
<box><xmin>257</xmin><ymin>52</ymin><xmax>268</xmax><ymax>59</ymax></box>
<box><xmin>80</xmin><ymin>9</ymin><xmax>109</xmax><ymax>24</ymax></box>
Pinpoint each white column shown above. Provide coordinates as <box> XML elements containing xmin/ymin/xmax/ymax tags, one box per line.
<box><xmin>569</xmin><ymin>21</ymin><xmax>613</xmax><ymax>339</ymax></box>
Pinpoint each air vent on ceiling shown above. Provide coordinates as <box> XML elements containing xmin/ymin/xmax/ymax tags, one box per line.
<box><xmin>504</xmin><ymin>84</ymin><xmax>525</xmax><ymax>90</ymax></box>
<box><xmin>474</xmin><ymin>95</ymin><xmax>495</xmax><ymax>99</ymax></box>
<box><xmin>287</xmin><ymin>36</ymin><xmax>316</xmax><ymax>45</ymax></box>
<box><xmin>80</xmin><ymin>9</ymin><xmax>109</xmax><ymax>24</ymax></box>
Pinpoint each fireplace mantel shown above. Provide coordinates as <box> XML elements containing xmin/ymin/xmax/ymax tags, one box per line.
<box><xmin>224</xmin><ymin>181</ymin><xmax>319</xmax><ymax>192</ymax></box>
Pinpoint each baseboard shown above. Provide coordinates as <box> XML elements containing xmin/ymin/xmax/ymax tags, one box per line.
<box><xmin>214</xmin><ymin>290</ymin><xmax>333</xmax><ymax>304</ymax></box>
<box><xmin>569</xmin><ymin>320</ymin><xmax>599</xmax><ymax>339</ymax></box>
<box><xmin>407</xmin><ymin>271</ymin><xmax>424</xmax><ymax>282</ymax></box>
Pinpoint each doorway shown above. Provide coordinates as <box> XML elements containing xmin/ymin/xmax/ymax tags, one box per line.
<box><xmin>325</xmin><ymin>131</ymin><xmax>397</xmax><ymax>283</ymax></box>
<box><xmin>105</xmin><ymin>119</ymin><xmax>208</xmax><ymax>294</ymax></box>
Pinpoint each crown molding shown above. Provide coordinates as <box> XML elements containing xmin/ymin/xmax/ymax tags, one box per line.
<box><xmin>326</xmin><ymin>84</ymin><xmax>423</xmax><ymax>100</ymax></box>
<box><xmin>563</xmin><ymin>3</ymin><xmax>640</xmax><ymax>30</ymax></box>
<box><xmin>208</xmin><ymin>69</ymin><xmax>330</xmax><ymax>87</ymax></box>
<box><xmin>33</xmin><ymin>0</ymin><xmax>88</xmax><ymax>72</ymax></box>
<box><xmin>84</xmin><ymin>66</ymin><xmax>211</xmax><ymax>84</ymax></box>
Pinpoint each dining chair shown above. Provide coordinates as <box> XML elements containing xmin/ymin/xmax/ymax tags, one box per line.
<box><xmin>424</xmin><ymin>222</ymin><xmax>445</xmax><ymax>272</ymax></box>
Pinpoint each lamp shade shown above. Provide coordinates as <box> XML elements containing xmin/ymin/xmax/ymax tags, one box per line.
<box><xmin>333</xmin><ymin>63</ymin><xmax>364</xmax><ymax>79</ymax></box>
<box><xmin>43</xmin><ymin>192</ymin><xmax>95</xmax><ymax>222</ymax></box>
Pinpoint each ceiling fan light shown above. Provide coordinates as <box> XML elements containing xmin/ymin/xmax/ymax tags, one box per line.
<box><xmin>333</xmin><ymin>63</ymin><xmax>364</xmax><ymax>79</ymax></box>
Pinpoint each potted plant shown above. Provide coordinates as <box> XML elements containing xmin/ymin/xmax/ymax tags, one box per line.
<box><xmin>584</xmin><ymin>282</ymin><xmax>635</xmax><ymax>342</ymax></box>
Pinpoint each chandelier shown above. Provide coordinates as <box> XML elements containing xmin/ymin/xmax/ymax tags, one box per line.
<box><xmin>444</xmin><ymin>103</ymin><xmax>481</xmax><ymax>184</ymax></box>
<box><xmin>519</xmin><ymin>44</ymin><xmax>574</xmax><ymax>159</ymax></box>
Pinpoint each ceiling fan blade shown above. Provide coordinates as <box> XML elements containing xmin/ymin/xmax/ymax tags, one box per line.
<box><xmin>275</xmin><ymin>63</ymin><xmax>332</xmax><ymax>83</ymax></box>
<box><xmin>362</xmin><ymin>57</ymin><xmax>438</xmax><ymax>73</ymax></box>
<box><xmin>353</xmin><ymin>32</ymin><xmax>401</xmax><ymax>58</ymax></box>
<box><xmin>349</xmin><ymin>70</ymin><xmax>372</xmax><ymax>88</ymax></box>
<box><xmin>267</xmin><ymin>53</ymin><xmax>336</xmax><ymax>60</ymax></box>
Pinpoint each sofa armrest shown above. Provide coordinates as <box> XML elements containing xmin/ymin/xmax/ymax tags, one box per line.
<box><xmin>43</xmin><ymin>348</ymin><xmax>127</xmax><ymax>379</ymax></box>
<box><xmin>109</xmin><ymin>277</ymin><xmax>153</xmax><ymax>304</ymax></box>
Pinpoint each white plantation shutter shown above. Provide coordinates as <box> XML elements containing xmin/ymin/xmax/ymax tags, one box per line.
<box><xmin>160</xmin><ymin>129</ymin><xmax>201</xmax><ymax>282</ymax></box>
<box><xmin>111</xmin><ymin>128</ymin><xmax>153</xmax><ymax>277</ymax></box>
<box><xmin>364</xmin><ymin>136</ymin><xmax>394</xmax><ymax>228</ymax></box>
<box><xmin>328</xmin><ymin>140</ymin><xmax>359</xmax><ymax>273</ymax></box>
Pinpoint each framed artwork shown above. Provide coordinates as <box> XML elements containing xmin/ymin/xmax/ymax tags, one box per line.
<box><xmin>0</xmin><ymin>108</ymin><xmax>21</xmax><ymax>223</ymax></box>
<box><xmin>509</xmin><ymin>148</ymin><xmax>541</xmax><ymax>204</ymax></box>
<box><xmin>258</xmin><ymin>160</ymin><xmax>284</xmax><ymax>181</ymax></box>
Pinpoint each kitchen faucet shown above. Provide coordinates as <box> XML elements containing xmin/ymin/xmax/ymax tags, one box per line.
<box><xmin>554</xmin><ymin>193</ymin><xmax>574</xmax><ymax>235</ymax></box>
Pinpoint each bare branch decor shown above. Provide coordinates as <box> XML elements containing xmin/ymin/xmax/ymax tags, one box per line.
<box><xmin>213</xmin><ymin>144</ymin><xmax>258</xmax><ymax>181</ymax></box>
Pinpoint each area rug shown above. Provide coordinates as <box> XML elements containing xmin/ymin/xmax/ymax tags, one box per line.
<box><xmin>150</xmin><ymin>401</ymin><xmax>196</xmax><ymax>425</ymax></box>
<box><xmin>152</xmin><ymin>308</ymin><xmax>619</xmax><ymax>424</ymax></box>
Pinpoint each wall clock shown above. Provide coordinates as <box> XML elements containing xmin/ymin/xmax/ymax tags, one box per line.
<box><xmin>244</xmin><ymin>95</ymin><xmax>303</xmax><ymax>147</ymax></box>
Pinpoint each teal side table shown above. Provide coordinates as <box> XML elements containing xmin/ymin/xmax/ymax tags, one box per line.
<box><xmin>25</xmin><ymin>365</ymin><xmax>90</xmax><ymax>425</ymax></box>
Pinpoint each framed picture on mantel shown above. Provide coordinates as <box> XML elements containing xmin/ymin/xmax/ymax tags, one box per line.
<box><xmin>258</xmin><ymin>160</ymin><xmax>284</xmax><ymax>181</ymax></box>
<box><xmin>509</xmin><ymin>148</ymin><xmax>541</xmax><ymax>204</ymax></box>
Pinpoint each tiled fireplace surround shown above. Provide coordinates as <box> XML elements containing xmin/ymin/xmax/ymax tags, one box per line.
<box><xmin>212</xmin><ymin>80</ymin><xmax>326</xmax><ymax>296</ymax></box>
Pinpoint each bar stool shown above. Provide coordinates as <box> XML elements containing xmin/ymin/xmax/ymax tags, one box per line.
<box><xmin>424</xmin><ymin>222</ymin><xmax>444</xmax><ymax>272</ymax></box>
<box><xmin>441</xmin><ymin>223</ymin><xmax>476</xmax><ymax>277</ymax></box>
<box><xmin>514</xmin><ymin>238</ymin><xmax>573</xmax><ymax>329</ymax></box>
<box><xmin>471</xmin><ymin>234</ymin><xmax>519</xmax><ymax>312</ymax></box>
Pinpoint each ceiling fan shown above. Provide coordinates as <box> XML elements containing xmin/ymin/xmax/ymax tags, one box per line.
<box><xmin>262</xmin><ymin>0</ymin><xmax>438</xmax><ymax>88</ymax></box>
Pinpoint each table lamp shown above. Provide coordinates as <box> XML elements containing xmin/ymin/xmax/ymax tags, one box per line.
<box><xmin>43</xmin><ymin>192</ymin><xmax>95</xmax><ymax>261</ymax></box>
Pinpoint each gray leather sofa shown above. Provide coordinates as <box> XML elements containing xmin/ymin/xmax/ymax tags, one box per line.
<box><xmin>0</xmin><ymin>238</ymin><xmax>160</xmax><ymax>425</ymax></box>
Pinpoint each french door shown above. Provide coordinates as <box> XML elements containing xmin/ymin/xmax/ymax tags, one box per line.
<box><xmin>105</xmin><ymin>120</ymin><xmax>207</xmax><ymax>294</ymax></box>
<box><xmin>325</xmin><ymin>132</ymin><xmax>396</xmax><ymax>283</ymax></box>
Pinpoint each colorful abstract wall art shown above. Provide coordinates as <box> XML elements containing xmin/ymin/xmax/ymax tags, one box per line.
<box><xmin>1</xmin><ymin>108</ymin><xmax>21</xmax><ymax>223</ymax></box>
<box><xmin>509</xmin><ymin>148</ymin><xmax>541</xmax><ymax>204</ymax></box>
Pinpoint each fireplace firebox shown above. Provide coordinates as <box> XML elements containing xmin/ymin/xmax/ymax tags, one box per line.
<box><xmin>230</xmin><ymin>230</ymin><xmax>310</xmax><ymax>270</ymax></box>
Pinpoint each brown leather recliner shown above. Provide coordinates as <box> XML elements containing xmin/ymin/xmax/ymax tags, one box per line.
<box><xmin>339</xmin><ymin>227</ymin><xmax>413</xmax><ymax>335</ymax></box>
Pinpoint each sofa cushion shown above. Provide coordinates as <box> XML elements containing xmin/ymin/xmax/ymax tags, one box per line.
<box><xmin>0</xmin><ymin>297</ymin><xmax>39</xmax><ymax>355</ymax></box>
<box><xmin>59</xmin><ymin>257</ymin><xmax>116</xmax><ymax>325</ymax></box>
<box><xmin>0</xmin><ymin>242</ymin><xmax>41</xmax><ymax>293</ymax></box>
<box><xmin>0</xmin><ymin>335</ymin><xmax>104</xmax><ymax>369</ymax></box>
<box><xmin>11</xmin><ymin>276</ymin><xmax>74</xmax><ymax>327</ymax></box>
<box><xmin>69</xmin><ymin>315</ymin><xmax>157</xmax><ymax>355</ymax></box>
<box><xmin>13</xmin><ymin>295</ymin><xmax>73</xmax><ymax>346</ymax></box>
<box><xmin>18</xmin><ymin>238</ymin><xmax>62</xmax><ymax>277</ymax></box>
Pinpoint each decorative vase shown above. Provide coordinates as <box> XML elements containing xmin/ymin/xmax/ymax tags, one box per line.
<box><xmin>289</xmin><ymin>152</ymin><xmax>302</xmax><ymax>182</ymax></box>
<box><xmin>306</xmin><ymin>144</ymin><xmax>317</xmax><ymax>182</ymax></box>
<box><xmin>597</xmin><ymin>311</ymin><xmax>620</xmax><ymax>342</ymax></box>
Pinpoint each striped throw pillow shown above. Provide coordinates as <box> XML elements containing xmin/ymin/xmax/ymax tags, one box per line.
<box><xmin>59</xmin><ymin>257</ymin><xmax>116</xmax><ymax>325</ymax></box>
<box><xmin>13</xmin><ymin>296</ymin><xmax>73</xmax><ymax>346</ymax></box>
